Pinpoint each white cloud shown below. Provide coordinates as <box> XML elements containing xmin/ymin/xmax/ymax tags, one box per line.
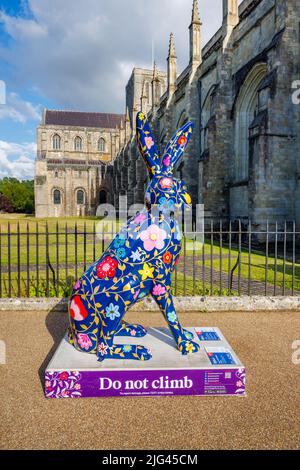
<box><xmin>0</xmin><ymin>92</ymin><xmax>41</xmax><ymax>123</ymax></box>
<box><xmin>0</xmin><ymin>10</ymin><xmax>47</xmax><ymax>40</ymax></box>
<box><xmin>0</xmin><ymin>140</ymin><xmax>36</xmax><ymax>179</ymax></box>
<box><xmin>0</xmin><ymin>0</ymin><xmax>227</xmax><ymax>112</ymax></box>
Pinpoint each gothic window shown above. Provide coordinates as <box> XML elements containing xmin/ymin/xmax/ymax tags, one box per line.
<box><xmin>99</xmin><ymin>189</ymin><xmax>107</xmax><ymax>204</ymax></box>
<box><xmin>201</xmin><ymin>88</ymin><xmax>214</xmax><ymax>152</ymax></box>
<box><xmin>55</xmin><ymin>171</ymin><xmax>58</xmax><ymax>178</ymax></box>
<box><xmin>145</xmin><ymin>82</ymin><xmax>151</xmax><ymax>102</ymax></box>
<box><xmin>53</xmin><ymin>189</ymin><xmax>61</xmax><ymax>205</ymax></box>
<box><xmin>53</xmin><ymin>134</ymin><xmax>61</xmax><ymax>150</ymax></box>
<box><xmin>233</xmin><ymin>63</ymin><xmax>267</xmax><ymax>182</ymax></box>
<box><xmin>98</xmin><ymin>138</ymin><xmax>106</xmax><ymax>152</ymax></box>
<box><xmin>74</xmin><ymin>136</ymin><xmax>82</xmax><ymax>151</ymax></box>
<box><xmin>76</xmin><ymin>189</ymin><xmax>85</xmax><ymax>205</ymax></box>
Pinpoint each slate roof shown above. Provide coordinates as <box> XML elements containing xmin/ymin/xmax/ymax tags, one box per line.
<box><xmin>44</xmin><ymin>110</ymin><xmax>125</xmax><ymax>129</ymax></box>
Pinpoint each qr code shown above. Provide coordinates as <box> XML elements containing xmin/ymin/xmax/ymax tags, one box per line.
<box><xmin>225</xmin><ymin>372</ymin><xmax>231</xmax><ymax>379</ymax></box>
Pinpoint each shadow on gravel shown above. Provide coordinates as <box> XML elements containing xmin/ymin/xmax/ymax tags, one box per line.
<box><xmin>38</xmin><ymin>299</ymin><xmax>69</xmax><ymax>389</ymax></box>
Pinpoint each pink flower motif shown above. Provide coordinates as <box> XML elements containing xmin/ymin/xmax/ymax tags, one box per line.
<box><xmin>59</xmin><ymin>372</ymin><xmax>69</xmax><ymax>381</ymax></box>
<box><xmin>45</xmin><ymin>380</ymin><xmax>51</xmax><ymax>388</ymax></box>
<box><xmin>98</xmin><ymin>342</ymin><xmax>108</xmax><ymax>356</ymax></box>
<box><xmin>152</xmin><ymin>284</ymin><xmax>166</xmax><ymax>296</ymax></box>
<box><xmin>160</xmin><ymin>177</ymin><xmax>173</xmax><ymax>189</ymax></box>
<box><xmin>133</xmin><ymin>289</ymin><xmax>141</xmax><ymax>300</ymax></box>
<box><xmin>130</xmin><ymin>330</ymin><xmax>137</xmax><ymax>337</ymax></box>
<box><xmin>163</xmin><ymin>155</ymin><xmax>171</xmax><ymax>167</ymax></box>
<box><xmin>74</xmin><ymin>383</ymin><xmax>81</xmax><ymax>390</ymax></box>
<box><xmin>77</xmin><ymin>333</ymin><xmax>93</xmax><ymax>351</ymax></box>
<box><xmin>74</xmin><ymin>280</ymin><xmax>81</xmax><ymax>290</ymax></box>
<box><xmin>236</xmin><ymin>381</ymin><xmax>243</xmax><ymax>388</ymax></box>
<box><xmin>145</xmin><ymin>136</ymin><xmax>155</xmax><ymax>150</ymax></box>
<box><xmin>139</xmin><ymin>224</ymin><xmax>167</xmax><ymax>252</ymax></box>
<box><xmin>134</xmin><ymin>213</ymin><xmax>146</xmax><ymax>225</ymax></box>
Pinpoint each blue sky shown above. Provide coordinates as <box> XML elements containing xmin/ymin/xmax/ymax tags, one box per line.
<box><xmin>0</xmin><ymin>0</ymin><xmax>232</xmax><ymax>180</ymax></box>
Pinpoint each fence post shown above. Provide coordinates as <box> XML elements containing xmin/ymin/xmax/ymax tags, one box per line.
<box><xmin>283</xmin><ymin>221</ymin><xmax>287</xmax><ymax>296</ymax></box>
<box><xmin>0</xmin><ymin>225</ymin><xmax>2</xmax><ymax>298</ymax></box>
<box><xmin>248</xmin><ymin>220</ymin><xmax>252</xmax><ymax>296</ymax></box>
<box><xmin>274</xmin><ymin>221</ymin><xmax>278</xmax><ymax>296</ymax></box>
<box><xmin>17</xmin><ymin>222</ymin><xmax>21</xmax><ymax>297</ymax></box>
<box><xmin>8</xmin><ymin>223</ymin><xmax>11</xmax><ymax>298</ymax></box>
<box><xmin>36</xmin><ymin>222</ymin><xmax>39</xmax><ymax>297</ymax></box>
<box><xmin>46</xmin><ymin>222</ymin><xmax>49</xmax><ymax>297</ymax></box>
<box><xmin>26</xmin><ymin>223</ymin><xmax>30</xmax><ymax>297</ymax></box>
<box><xmin>265</xmin><ymin>220</ymin><xmax>269</xmax><ymax>296</ymax></box>
<box><xmin>56</xmin><ymin>221</ymin><xmax>59</xmax><ymax>297</ymax></box>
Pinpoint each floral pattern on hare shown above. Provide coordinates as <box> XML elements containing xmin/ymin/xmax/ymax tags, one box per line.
<box><xmin>68</xmin><ymin>112</ymin><xmax>201</xmax><ymax>362</ymax></box>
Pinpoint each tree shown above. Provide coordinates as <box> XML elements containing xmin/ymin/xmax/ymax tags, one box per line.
<box><xmin>0</xmin><ymin>193</ymin><xmax>14</xmax><ymax>213</ymax></box>
<box><xmin>0</xmin><ymin>178</ymin><xmax>35</xmax><ymax>214</ymax></box>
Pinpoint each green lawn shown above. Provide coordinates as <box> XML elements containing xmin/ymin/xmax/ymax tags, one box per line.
<box><xmin>0</xmin><ymin>214</ymin><xmax>298</xmax><ymax>297</ymax></box>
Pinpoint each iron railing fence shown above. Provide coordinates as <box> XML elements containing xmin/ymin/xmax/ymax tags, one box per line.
<box><xmin>0</xmin><ymin>220</ymin><xmax>299</xmax><ymax>298</ymax></box>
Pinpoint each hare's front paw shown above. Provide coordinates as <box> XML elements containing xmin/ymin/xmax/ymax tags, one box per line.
<box><xmin>178</xmin><ymin>340</ymin><xmax>201</xmax><ymax>356</ymax></box>
<box><xmin>116</xmin><ymin>322</ymin><xmax>147</xmax><ymax>338</ymax></box>
<box><xmin>183</xmin><ymin>329</ymin><xmax>194</xmax><ymax>341</ymax></box>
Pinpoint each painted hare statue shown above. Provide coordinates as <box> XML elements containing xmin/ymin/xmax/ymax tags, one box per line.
<box><xmin>68</xmin><ymin>112</ymin><xmax>201</xmax><ymax>362</ymax></box>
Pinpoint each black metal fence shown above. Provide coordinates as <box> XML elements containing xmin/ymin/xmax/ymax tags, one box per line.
<box><xmin>0</xmin><ymin>219</ymin><xmax>299</xmax><ymax>298</ymax></box>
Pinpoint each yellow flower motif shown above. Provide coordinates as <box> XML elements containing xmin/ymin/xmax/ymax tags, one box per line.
<box><xmin>185</xmin><ymin>343</ymin><xmax>195</xmax><ymax>354</ymax></box>
<box><xmin>138</xmin><ymin>263</ymin><xmax>154</xmax><ymax>281</ymax></box>
<box><xmin>138</xmin><ymin>112</ymin><xmax>145</xmax><ymax>121</ymax></box>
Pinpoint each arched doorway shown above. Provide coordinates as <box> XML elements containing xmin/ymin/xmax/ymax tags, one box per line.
<box><xmin>99</xmin><ymin>189</ymin><xmax>107</xmax><ymax>205</ymax></box>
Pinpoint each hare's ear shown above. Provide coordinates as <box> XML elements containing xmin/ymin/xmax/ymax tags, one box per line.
<box><xmin>161</xmin><ymin>121</ymin><xmax>194</xmax><ymax>175</ymax></box>
<box><xmin>136</xmin><ymin>112</ymin><xmax>161</xmax><ymax>177</ymax></box>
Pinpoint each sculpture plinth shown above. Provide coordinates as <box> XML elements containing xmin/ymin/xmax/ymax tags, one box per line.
<box><xmin>45</xmin><ymin>327</ymin><xmax>246</xmax><ymax>398</ymax></box>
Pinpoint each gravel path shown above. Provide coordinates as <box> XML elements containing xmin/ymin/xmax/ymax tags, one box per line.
<box><xmin>0</xmin><ymin>309</ymin><xmax>300</xmax><ymax>450</ymax></box>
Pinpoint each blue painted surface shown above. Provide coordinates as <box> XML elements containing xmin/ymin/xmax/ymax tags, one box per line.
<box><xmin>68</xmin><ymin>112</ymin><xmax>201</xmax><ymax>361</ymax></box>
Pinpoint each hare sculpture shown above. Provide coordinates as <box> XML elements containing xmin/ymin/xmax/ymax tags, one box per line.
<box><xmin>68</xmin><ymin>112</ymin><xmax>201</xmax><ymax>362</ymax></box>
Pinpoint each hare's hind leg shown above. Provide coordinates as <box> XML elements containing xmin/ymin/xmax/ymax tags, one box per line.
<box><xmin>97</xmin><ymin>311</ymin><xmax>151</xmax><ymax>362</ymax></box>
<box><xmin>97</xmin><ymin>276</ymin><xmax>151</xmax><ymax>362</ymax></box>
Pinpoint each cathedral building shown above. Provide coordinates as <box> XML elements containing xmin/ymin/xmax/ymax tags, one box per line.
<box><xmin>35</xmin><ymin>110</ymin><xmax>125</xmax><ymax>217</ymax></box>
<box><xmin>35</xmin><ymin>0</ymin><xmax>300</xmax><ymax>229</ymax></box>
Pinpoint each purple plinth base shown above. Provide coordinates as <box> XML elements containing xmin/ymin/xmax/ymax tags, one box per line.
<box><xmin>45</xmin><ymin>327</ymin><xmax>246</xmax><ymax>399</ymax></box>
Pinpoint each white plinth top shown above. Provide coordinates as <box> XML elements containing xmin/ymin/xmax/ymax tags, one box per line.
<box><xmin>47</xmin><ymin>327</ymin><xmax>244</xmax><ymax>372</ymax></box>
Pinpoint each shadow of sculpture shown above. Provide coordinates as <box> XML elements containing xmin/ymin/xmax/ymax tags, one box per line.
<box><xmin>38</xmin><ymin>298</ymin><xmax>69</xmax><ymax>389</ymax></box>
<box><xmin>147</xmin><ymin>327</ymin><xmax>178</xmax><ymax>350</ymax></box>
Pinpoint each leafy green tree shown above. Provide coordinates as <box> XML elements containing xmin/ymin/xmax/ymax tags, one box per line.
<box><xmin>0</xmin><ymin>178</ymin><xmax>35</xmax><ymax>214</ymax></box>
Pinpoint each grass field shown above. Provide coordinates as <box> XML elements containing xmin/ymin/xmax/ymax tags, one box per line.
<box><xmin>0</xmin><ymin>214</ymin><xmax>299</xmax><ymax>297</ymax></box>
